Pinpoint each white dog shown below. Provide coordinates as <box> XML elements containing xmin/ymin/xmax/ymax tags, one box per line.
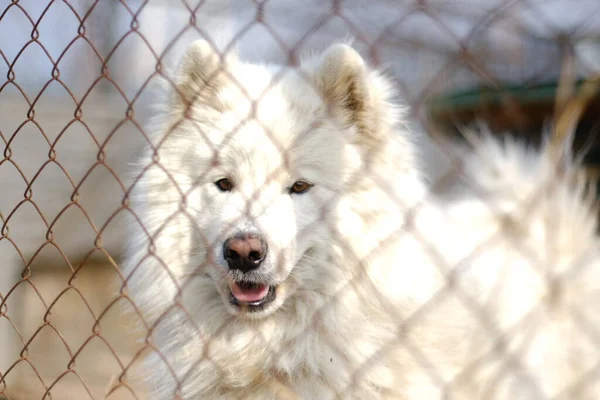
<box><xmin>121</xmin><ymin>40</ymin><xmax>600</xmax><ymax>399</ymax></box>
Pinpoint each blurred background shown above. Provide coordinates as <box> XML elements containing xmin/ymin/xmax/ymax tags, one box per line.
<box><xmin>1</xmin><ymin>0</ymin><xmax>599</xmax><ymax>399</ymax></box>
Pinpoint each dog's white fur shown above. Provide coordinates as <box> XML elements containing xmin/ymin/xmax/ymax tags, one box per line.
<box><xmin>122</xmin><ymin>40</ymin><xmax>600</xmax><ymax>399</ymax></box>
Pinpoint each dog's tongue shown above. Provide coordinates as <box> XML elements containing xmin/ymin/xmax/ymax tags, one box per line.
<box><xmin>229</xmin><ymin>282</ymin><xmax>269</xmax><ymax>303</ymax></box>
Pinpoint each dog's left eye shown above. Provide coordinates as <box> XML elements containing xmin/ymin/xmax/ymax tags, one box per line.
<box><xmin>215</xmin><ymin>178</ymin><xmax>233</xmax><ymax>192</ymax></box>
<box><xmin>289</xmin><ymin>180</ymin><xmax>313</xmax><ymax>195</ymax></box>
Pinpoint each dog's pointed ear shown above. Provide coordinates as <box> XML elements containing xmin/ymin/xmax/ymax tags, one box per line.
<box><xmin>172</xmin><ymin>40</ymin><xmax>235</xmax><ymax>109</ymax></box>
<box><xmin>313</xmin><ymin>44</ymin><xmax>397</xmax><ymax>147</ymax></box>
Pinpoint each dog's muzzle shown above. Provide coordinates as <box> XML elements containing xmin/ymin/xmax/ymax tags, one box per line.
<box><xmin>223</xmin><ymin>232</ymin><xmax>276</xmax><ymax>312</ymax></box>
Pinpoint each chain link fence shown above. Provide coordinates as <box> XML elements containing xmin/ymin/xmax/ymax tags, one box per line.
<box><xmin>1</xmin><ymin>0</ymin><xmax>600</xmax><ymax>399</ymax></box>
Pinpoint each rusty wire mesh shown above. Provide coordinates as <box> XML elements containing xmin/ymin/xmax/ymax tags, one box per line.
<box><xmin>1</xmin><ymin>0</ymin><xmax>600</xmax><ymax>399</ymax></box>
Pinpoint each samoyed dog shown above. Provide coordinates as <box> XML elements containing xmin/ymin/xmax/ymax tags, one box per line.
<box><xmin>122</xmin><ymin>39</ymin><xmax>600</xmax><ymax>399</ymax></box>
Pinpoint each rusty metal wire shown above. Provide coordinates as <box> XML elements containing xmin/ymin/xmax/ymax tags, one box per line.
<box><xmin>1</xmin><ymin>1</ymin><xmax>600</xmax><ymax>399</ymax></box>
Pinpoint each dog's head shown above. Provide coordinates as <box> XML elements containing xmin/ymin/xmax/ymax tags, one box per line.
<box><xmin>141</xmin><ymin>40</ymin><xmax>416</xmax><ymax>319</ymax></box>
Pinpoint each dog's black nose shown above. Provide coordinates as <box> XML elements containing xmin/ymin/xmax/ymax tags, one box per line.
<box><xmin>223</xmin><ymin>234</ymin><xmax>267</xmax><ymax>272</ymax></box>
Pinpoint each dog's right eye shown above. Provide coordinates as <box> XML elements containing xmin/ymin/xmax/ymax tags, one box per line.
<box><xmin>215</xmin><ymin>178</ymin><xmax>233</xmax><ymax>192</ymax></box>
<box><xmin>289</xmin><ymin>180</ymin><xmax>313</xmax><ymax>195</ymax></box>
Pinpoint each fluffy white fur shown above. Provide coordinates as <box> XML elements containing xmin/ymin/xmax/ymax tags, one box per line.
<box><xmin>121</xmin><ymin>40</ymin><xmax>600</xmax><ymax>399</ymax></box>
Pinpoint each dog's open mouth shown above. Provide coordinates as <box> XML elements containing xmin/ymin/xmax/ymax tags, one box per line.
<box><xmin>229</xmin><ymin>281</ymin><xmax>276</xmax><ymax>311</ymax></box>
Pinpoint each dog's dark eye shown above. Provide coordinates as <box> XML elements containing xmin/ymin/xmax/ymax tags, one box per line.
<box><xmin>215</xmin><ymin>178</ymin><xmax>233</xmax><ymax>192</ymax></box>
<box><xmin>289</xmin><ymin>180</ymin><xmax>312</xmax><ymax>195</ymax></box>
